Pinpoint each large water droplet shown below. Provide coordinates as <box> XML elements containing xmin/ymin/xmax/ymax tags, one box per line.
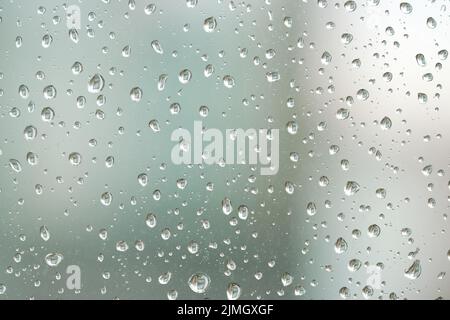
<box><xmin>130</xmin><ymin>87</ymin><xmax>143</xmax><ymax>102</ymax></box>
<box><xmin>69</xmin><ymin>152</ymin><xmax>82</xmax><ymax>166</ymax></box>
<box><xmin>334</xmin><ymin>237</ymin><xmax>348</xmax><ymax>254</ymax></box>
<box><xmin>24</xmin><ymin>125</ymin><xmax>37</xmax><ymax>140</ymax></box>
<box><xmin>222</xmin><ymin>197</ymin><xmax>233</xmax><ymax>215</ymax></box>
<box><xmin>344</xmin><ymin>181</ymin><xmax>360</xmax><ymax>196</ymax></box>
<box><xmin>203</xmin><ymin>17</ymin><xmax>217</xmax><ymax>32</ymax></box>
<box><xmin>88</xmin><ymin>74</ymin><xmax>105</xmax><ymax>93</ymax></box>
<box><xmin>188</xmin><ymin>273</ymin><xmax>211</xmax><ymax>293</ymax></box>
<box><xmin>226</xmin><ymin>283</ymin><xmax>241</xmax><ymax>300</ymax></box>
<box><xmin>404</xmin><ymin>260</ymin><xmax>421</xmax><ymax>279</ymax></box>
<box><xmin>400</xmin><ymin>2</ymin><xmax>413</xmax><ymax>14</ymax></box>
<box><xmin>179</xmin><ymin>69</ymin><xmax>192</xmax><ymax>84</ymax></box>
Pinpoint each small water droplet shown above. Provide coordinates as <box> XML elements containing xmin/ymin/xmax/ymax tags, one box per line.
<box><xmin>40</xmin><ymin>225</ymin><xmax>50</xmax><ymax>241</ymax></box>
<box><xmin>45</xmin><ymin>253</ymin><xmax>63</xmax><ymax>267</ymax></box>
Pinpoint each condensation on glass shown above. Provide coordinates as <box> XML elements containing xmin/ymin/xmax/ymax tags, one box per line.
<box><xmin>0</xmin><ymin>0</ymin><xmax>449</xmax><ymax>300</ymax></box>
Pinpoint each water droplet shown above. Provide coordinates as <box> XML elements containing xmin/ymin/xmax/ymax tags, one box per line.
<box><xmin>321</xmin><ymin>51</ymin><xmax>332</xmax><ymax>65</ymax></box>
<box><xmin>71</xmin><ymin>61</ymin><xmax>83</xmax><ymax>75</ymax></box>
<box><xmin>69</xmin><ymin>152</ymin><xmax>82</xmax><ymax>166</ymax></box>
<box><xmin>344</xmin><ymin>181</ymin><xmax>360</xmax><ymax>196</ymax></box>
<box><xmin>88</xmin><ymin>74</ymin><xmax>105</xmax><ymax>93</ymax></box>
<box><xmin>130</xmin><ymin>87</ymin><xmax>143</xmax><ymax>102</ymax></box>
<box><xmin>339</xmin><ymin>287</ymin><xmax>350</xmax><ymax>299</ymax></box>
<box><xmin>187</xmin><ymin>241</ymin><xmax>198</xmax><ymax>254</ymax></box>
<box><xmin>380</xmin><ymin>116</ymin><xmax>392</xmax><ymax>130</ymax></box>
<box><xmin>294</xmin><ymin>286</ymin><xmax>306</xmax><ymax>296</ymax></box>
<box><xmin>186</xmin><ymin>0</ymin><xmax>198</xmax><ymax>8</ymax></box>
<box><xmin>69</xmin><ymin>28</ymin><xmax>79</xmax><ymax>43</ymax></box>
<box><xmin>426</xmin><ymin>17</ymin><xmax>437</xmax><ymax>29</ymax></box>
<box><xmin>438</xmin><ymin>49</ymin><xmax>448</xmax><ymax>60</ymax></box>
<box><xmin>15</xmin><ymin>36</ymin><xmax>22</xmax><ymax>48</ymax></box>
<box><xmin>286</xmin><ymin>121</ymin><xmax>298</xmax><ymax>135</ymax></box>
<box><xmin>348</xmin><ymin>259</ymin><xmax>362</xmax><ymax>272</ymax></box>
<box><xmin>144</xmin><ymin>4</ymin><xmax>156</xmax><ymax>15</ymax></box>
<box><xmin>368</xmin><ymin>224</ymin><xmax>381</xmax><ymax>238</ymax></box>
<box><xmin>176</xmin><ymin>178</ymin><xmax>187</xmax><ymax>189</ymax></box>
<box><xmin>204</xmin><ymin>64</ymin><xmax>214</xmax><ymax>77</ymax></box>
<box><xmin>45</xmin><ymin>253</ymin><xmax>63</xmax><ymax>267</ymax></box>
<box><xmin>418</xmin><ymin>92</ymin><xmax>428</xmax><ymax>103</ymax></box>
<box><xmin>341</xmin><ymin>33</ymin><xmax>353</xmax><ymax>44</ymax></box>
<box><xmin>318</xmin><ymin>0</ymin><xmax>328</xmax><ymax>8</ymax></box>
<box><xmin>188</xmin><ymin>273</ymin><xmax>211</xmax><ymax>293</ymax></box>
<box><xmin>27</xmin><ymin>152</ymin><xmax>39</xmax><ymax>166</ymax></box>
<box><xmin>238</xmin><ymin>205</ymin><xmax>249</xmax><ymax>220</ymax></box>
<box><xmin>146</xmin><ymin>213</ymin><xmax>157</xmax><ymax>228</ymax></box>
<box><xmin>170</xmin><ymin>102</ymin><xmax>181</xmax><ymax>115</ymax></box>
<box><xmin>9</xmin><ymin>107</ymin><xmax>21</xmax><ymax>118</ymax></box>
<box><xmin>24</xmin><ymin>125</ymin><xmax>37</xmax><ymax>140</ymax></box>
<box><xmin>336</xmin><ymin>108</ymin><xmax>350</xmax><ymax>120</ymax></box>
<box><xmin>41</xmin><ymin>107</ymin><xmax>55</xmax><ymax>122</ymax></box>
<box><xmin>159</xmin><ymin>272</ymin><xmax>172</xmax><ymax>285</ymax></box>
<box><xmin>18</xmin><ymin>85</ymin><xmax>29</xmax><ymax>99</ymax></box>
<box><xmin>138</xmin><ymin>173</ymin><xmax>148</xmax><ymax>186</ymax></box>
<box><xmin>362</xmin><ymin>285</ymin><xmax>374</xmax><ymax>299</ymax></box>
<box><xmin>203</xmin><ymin>17</ymin><xmax>217</xmax><ymax>32</ymax></box>
<box><xmin>281</xmin><ymin>272</ymin><xmax>293</xmax><ymax>287</ymax></box>
<box><xmin>148</xmin><ymin>119</ymin><xmax>160</xmax><ymax>132</ymax></box>
<box><xmin>223</xmin><ymin>75</ymin><xmax>235</xmax><ymax>88</ymax></box>
<box><xmin>306</xmin><ymin>202</ymin><xmax>317</xmax><ymax>216</ymax></box>
<box><xmin>222</xmin><ymin>197</ymin><xmax>233</xmax><ymax>215</ymax></box>
<box><xmin>105</xmin><ymin>156</ymin><xmax>114</xmax><ymax>168</ymax></box>
<box><xmin>122</xmin><ymin>45</ymin><xmax>131</xmax><ymax>57</ymax></box>
<box><xmin>43</xmin><ymin>85</ymin><xmax>57</xmax><ymax>99</ymax></box>
<box><xmin>116</xmin><ymin>240</ymin><xmax>129</xmax><ymax>252</ymax></box>
<box><xmin>266</xmin><ymin>71</ymin><xmax>280</xmax><ymax>82</ymax></box>
<box><xmin>158</xmin><ymin>74</ymin><xmax>168</xmax><ymax>91</ymax></box>
<box><xmin>335</xmin><ymin>237</ymin><xmax>348</xmax><ymax>254</ymax></box>
<box><xmin>416</xmin><ymin>54</ymin><xmax>426</xmax><ymax>66</ymax></box>
<box><xmin>179</xmin><ymin>69</ymin><xmax>192</xmax><ymax>84</ymax></box>
<box><xmin>344</xmin><ymin>0</ymin><xmax>357</xmax><ymax>12</ymax></box>
<box><xmin>40</xmin><ymin>225</ymin><xmax>50</xmax><ymax>241</ymax></box>
<box><xmin>356</xmin><ymin>89</ymin><xmax>369</xmax><ymax>100</ymax></box>
<box><xmin>100</xmin><ymin>192</ymin><xmax>113</xmax><ymax>206</ymax></box>
<box><xmin>404</xmin><ymin>260</ymin><xmax>421</xmax><ymax>279</ymax></box>
<box><xmin>226</xmin><ymin>283</ymin><xmax>241</xmax><ymax>300</ymax></box>
<box><xmin>400</xmin><ymin>2</ymin><xmax>413</xmax><ymax>14</ymax></box>
<box><xmin>422</xmin><ymin>73</ymin><xmax>433</xmax><ymax>82</ymax></box>
<box><xmin>135</xmin><ymin>240</ymin><xmax>145</xmax><ymax>251</ymax></box>
<box><xmin>383</xmin><ymin>72</ymin><xmax>393</xmax><ymax>82</ymax></box>
<box><xmin>9</xmin><ymin>159</ymin><xmax>22</xmax><ymax>173</ymax></box>
<box><xmin>42</xmin><ymin>34</ymin><xmax>53</xmax><ymax>48</ymax></box>
<box><xmin>376</xmin><ymin>188</ymin><xmax>386</xmax><ymax>199</ymax></box>
<box><xmin>151</xmin><ymin>40</ymin><xmax>163</xmax><ymax>54</ymax></box>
